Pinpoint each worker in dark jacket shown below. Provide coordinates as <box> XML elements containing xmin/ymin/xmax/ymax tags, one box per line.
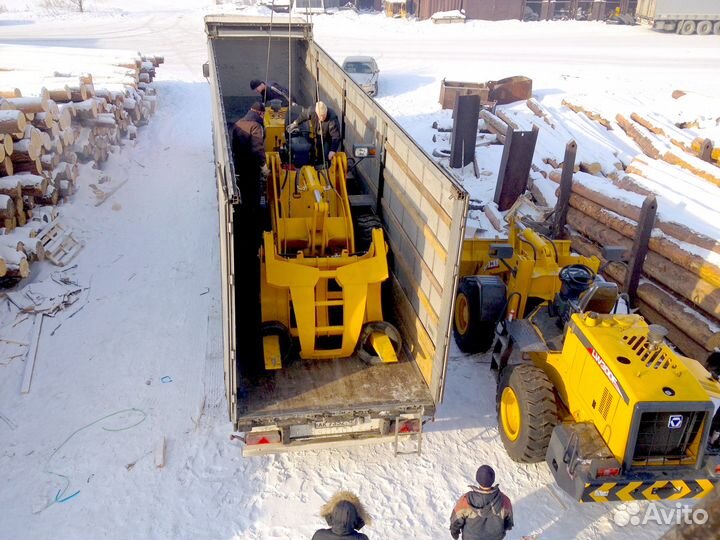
<box><xmin>250</xmin><ymin>79</ymin><xmax>295</xmax><ymax>107</ymax></box>
<box><xmin>287</xmin><ymin>101</ymin><xmax>341</xmax><ymax>163</ymax></box>
<box><xmin>450</xmin><ymin>465</ymin><xmax>514</xmax><ymax>540</ymax></box>
<box><xmin>230</xmin><ymin>101</ymin><xmax>269</xmax><ymax>247</ymax></box>
<box><xmin>312</xmin><ymin>491</ymin><xmax>371</xmax><ymax>540</ymax></box>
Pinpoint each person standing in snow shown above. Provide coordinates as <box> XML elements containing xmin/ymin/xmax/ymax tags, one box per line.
<box><xmin>312</xmin><ymin>491</ymin><xmax>371</xmax><ymax>540</ymax></box>
<box><xmin>449</xmin><ymin>465</ymin><xmax>514</xmax><ymax>540</ymax></box>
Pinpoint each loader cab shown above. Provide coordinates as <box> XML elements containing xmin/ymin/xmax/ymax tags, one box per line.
<box><xmin>552</xmin><ymin>264</ymin><xmax>619</xmax><ymax>325</ymax></box>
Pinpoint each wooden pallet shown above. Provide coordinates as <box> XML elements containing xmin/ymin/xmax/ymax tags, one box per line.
<box><xmin>37</xmin><ymin>219</ymin><xmax>84</xmax><ymax>267</ymax></box>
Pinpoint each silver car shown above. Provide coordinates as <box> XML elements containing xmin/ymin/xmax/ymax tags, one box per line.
<box><xmin>342</xmin><ymin>56</ymin><xmax>379</xmax><ymax>97</ymax></box>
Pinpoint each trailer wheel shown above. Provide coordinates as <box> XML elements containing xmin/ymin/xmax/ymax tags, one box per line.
<box><xmin>497</xmin><ymin>364</ymin><xmax>558</xmax><ymax>463</ymax></box>
<box><xmin>697</xmin><ymin>20</ymin><xmax>713</xmax><ymax>35</ymax></box>
<box><xmin>714</xmin><ymin>21</ymin><xmax>720</xmax><ymax>35</ymax></box>
<box><xmin>679</xmin><ymin>20</ymin><xmax>697</xmax><ymax>35</ymax></box>
<box><xmin>453</xmin><ymin>277</ymin><xmax>498</xmax><ymax>354</ymax></box>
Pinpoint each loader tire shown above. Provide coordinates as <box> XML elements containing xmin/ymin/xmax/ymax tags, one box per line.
<box><xmin>453</xmin><ymin>277</ymin><xmax>496</xmax><ymax>354</ymax></box>
<box><xmin>714</xmin><ymin>21</ymin><xmax>720</xmax><ymax>35</ymax></box>
<box><xmin>497</xmin><ymin>364</ymin><xmax>558</xmax><ymax>463</ymax></box>
<box><xmin>356</xmin><ymin>214</ymin><xmax>383</xmax><ymax>253</ymax></box>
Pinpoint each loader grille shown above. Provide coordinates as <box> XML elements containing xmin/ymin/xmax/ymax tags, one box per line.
<box><xmin>632</xmin><ymin>411</ymin><xmax>706</xmax><ymax>467</ymax></box>
<box><xmin>622</xmin><ymin>334</ymin><xmax>671</xmax><ymax>370</ymax></box>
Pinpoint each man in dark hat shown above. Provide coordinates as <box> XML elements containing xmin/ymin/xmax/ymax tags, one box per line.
<box><xmin>449</xmin><ymin>465</ymin><xmax>514</xmax><ymax>540</ymax></box>
<box><xmin>230</xmin><ymin>101</ymin><xmax>269</xmax><ymax>247</ymax></box>
<box><xmin>250</xmin><ymin>79</ymin><xmax>295</xmax><ymax>107</ymax></box>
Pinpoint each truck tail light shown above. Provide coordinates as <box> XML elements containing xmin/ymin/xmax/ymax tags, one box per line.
<box><xmin>714</xmin><ymin>464</ymin><xmax>720</xmax><ymax>474</ymax></box>
<box><xmin>397</xmin><ymin>419</ymin><xmax>420</xmax><ymax>434</ymax></box>
<box><xmin>597</xmin><ymin>467</ymin><xmax>621</xmax><ymax>477</ymax></box>
<box><xmin>245</xmin><ymin>430</ymin><xmax>281</xmax><ymax>445</ymax></box>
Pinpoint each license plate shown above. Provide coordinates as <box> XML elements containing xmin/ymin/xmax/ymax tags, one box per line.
<box><xmin>314</xmin><ymin>418</ymin><xmax>358</xmax><ymax>429</ymax></box>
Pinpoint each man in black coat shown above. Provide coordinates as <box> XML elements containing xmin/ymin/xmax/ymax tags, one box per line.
<box><xmin>312</xmin><ymin>491</ymin><xmax>370</xmax><ymax>540</ymax></box>
<box><xmin>449</xmin><ymin>465</ymin><xmax>514</xmax><ymax>540</ymax></box>
<box><xmin>230</xmin><ymin>101</ymin><xmax>269</xmax><ymax>246</ymax></box>
<box><xmin>287</xmin><ymin>101</ymin><xmax>341</xmax><ymax>163</ymax></box>
<box><xmin>250</xmin><ymin>79</ymin><xmax>295</xmax><ymax>107</ymax></box>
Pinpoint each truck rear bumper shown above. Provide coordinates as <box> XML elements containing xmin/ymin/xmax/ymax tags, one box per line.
<box><xmin>580</xmin><ymin>475</ymin><xmax>717</xmax><ymax>502</ymax></box>
<box><xmin>243</xmin><ymin>431</ymin><xmax>400</xmax><ymax>456</ymax></box>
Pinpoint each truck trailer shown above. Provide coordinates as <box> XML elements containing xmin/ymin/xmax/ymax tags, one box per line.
<box><xmin>205</xmin><ymin>15</ymin><xmax>469</xmax><ymax>455</ymax></box>
<box><xmin>636</xmin><ymin>0</ymin><xmax>720</xmax><ymax>34</ymax></box>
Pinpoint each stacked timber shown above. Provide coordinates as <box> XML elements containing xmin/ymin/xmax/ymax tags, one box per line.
<box><xmin>522</xmin><ymin>96</ymin><xmax>720</xmax><ymax>364</ymax></box>
<box><xmin>490</xmin><ymin>90</ymin><xmax>720</xmax><ymax>363</ymax></box>
<box><xmin>0</xmin><ymin>46</ymin><xmax>164</xmax><ymax>284</ymax></box>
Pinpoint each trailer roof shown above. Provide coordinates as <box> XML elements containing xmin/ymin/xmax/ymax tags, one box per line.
<box><xmin>204</xmin><ymin>14</ymin><xmax>311</xmax><ymax>26</ymax></box>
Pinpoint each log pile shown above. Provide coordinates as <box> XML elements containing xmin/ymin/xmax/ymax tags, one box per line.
<box><xmin>0</xmin><ymin>47</ymin><xmax>164</xmax><ymax>285</ymax></box>
<box><xmin>522</xmin><ymin>97</ymin><xmax>720</xmax><ymax>364</ymax></box>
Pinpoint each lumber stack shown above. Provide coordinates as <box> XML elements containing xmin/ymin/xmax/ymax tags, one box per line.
<box><xmin>523</xmin><ymin>96</ymin><xmax>720</xmax><ymax>363</ymax></box>
<box><xmin>529</xmin><ymin>165</ymin><xmax>720</xmax><ymax>362</ymax></box>
<box><xmin>0</xmin><ymin>47</ymin><xmax>164</xmax><ymax>285</ymax></box>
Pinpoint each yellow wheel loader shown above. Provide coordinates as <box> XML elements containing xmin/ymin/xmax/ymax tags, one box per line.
<box><xmin>454</xmin><ymin>215</ymin><xmax>720</xmax><ymax>502</ymax></box>
<box><xmin>258</xmin><ymin>104</ymin><xmax>400</xmax><ymax>370</ymax></box>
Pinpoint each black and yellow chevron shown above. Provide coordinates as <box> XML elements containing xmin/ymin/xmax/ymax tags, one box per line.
<box><xmin>581</xmin><ymin>479</ymin><xmax>716</xmax><ymax>502</ymax></box>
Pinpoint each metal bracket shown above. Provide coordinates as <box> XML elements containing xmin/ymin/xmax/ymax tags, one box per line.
<box><xmin>552</xmin><ymin>140</ymin><xmax>577</xmax><ymax>239</ymax></box>
<box><xmin>623</xmin><ymin>195</ymin><xmax>657</xmax><ymax>301</ymax></box>
<box><xmin>393</xmin><ymin>409</ymin><xmax>424</xmax><ymax>456</ymax></box>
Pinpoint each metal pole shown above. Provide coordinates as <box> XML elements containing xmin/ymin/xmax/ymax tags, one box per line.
<box><xmin>552</xmin><ymin>140</ymin><xmax>577</xmax><ymax>239</ymax></box>
<box><xmin>623</xmin><ymin>195</ymin><xmax>657</xmax><ymax>301</ymax></box>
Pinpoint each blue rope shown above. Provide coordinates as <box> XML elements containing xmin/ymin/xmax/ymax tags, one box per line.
<box><xmin>34</xmin><ymin>408</ymin><xmax>147</xmax><ymax>514</ymax></box>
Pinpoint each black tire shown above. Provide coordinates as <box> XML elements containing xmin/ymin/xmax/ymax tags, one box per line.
<box><xmin>357</xmin><ymin>321</ymin><xmax>402</xmax><ymax>365</ymax></box>
<box><xmin>497</xmin><ymin>364</ymin><xmax>558</xmax><ymax>463</ymax></box>
<box><xmin>679</xmin><ymin>20</ymin><xmax>696</xmax><ymax>35</ymax></box>
<box><xmin>714</xmin><ymin>21</ymin><xmax>720</xmax><ymax>35</ymax></box>
<box><xmin>261</xmin><ymin>321</ymin><xmax>295</xmax><ymax>368</ymax></box>
<box><xmin>355</xmin><ymin>213</ymin><xmax>383</xmax><ymax>253</ymax></box>
<box><xmin>453</xmin><ymin>277</ymin><xmax>495</xmax><ymax>353</ymax></box>
<box><xmin>696</xmin><ymin>20</ymin><xmax>713</xmax><ymax>35</ymax></box>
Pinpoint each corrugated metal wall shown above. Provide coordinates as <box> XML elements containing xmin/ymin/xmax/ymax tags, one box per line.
<box><xmin>415</xmin><ymin>0</ymin><xmax>462</xmax><ymax>20</ymax></box>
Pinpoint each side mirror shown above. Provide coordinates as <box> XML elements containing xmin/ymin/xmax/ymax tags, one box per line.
<box><xmin>489</xmin><ymin>244</ymin><xmax>514</xmax><ymax>260</ymax></box>
<box><xmin>353</xmin><ymin>144</ymin><xmax>377</xmax><ymax>159</ymax></box>
<box><xmin>202</xmin><ymin>62</ymin><xmax>210</xmax><ymax>79</ymax></box>
<box><xmin>602</xmin><ymin>246</ymin><xmax>626</xmax><ymax>263</ymax></box>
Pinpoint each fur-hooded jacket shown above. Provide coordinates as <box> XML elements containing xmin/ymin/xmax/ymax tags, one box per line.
<box><xmin>312</xmin><ymin>491</ymin><xmax>372</xmax><ymax>539</ymax></box>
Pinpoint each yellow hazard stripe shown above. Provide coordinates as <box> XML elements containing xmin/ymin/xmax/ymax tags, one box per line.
<box><xmin>582</xmin><ymin>479</ymin><xmax>717</xmax><ymax>502</ymax></box>
<box><xmin>585</xmin><ymin>482</ymin><xmax>616</xmax><ymax>503</ymax></box>
<box><xmin>694</xmin><ymin>479</ymin><xmax>715</xmax><ymax>499</ymax></box>
<box><xmin>667</xmin><ymin>480</ymin><xmax>692</xmax><ymax>500</ymax></box>
<box><xmin>615</xmin><ymin>481</ymin><xmax>643</xmax><ymax>501</ymax></box>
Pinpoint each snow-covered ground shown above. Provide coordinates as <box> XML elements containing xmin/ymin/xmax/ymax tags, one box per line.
<box><xmin>1</xmin><ymin>5</ymin><xmax>719</xmax><ymax>540</ymax></box>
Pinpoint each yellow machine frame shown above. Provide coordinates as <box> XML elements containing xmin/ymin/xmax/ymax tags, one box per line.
<box><xmin>458</xmin><ymin>215</ymin><xmax>601</xmax><ymax>318</ymax></box>
<box><xmin>258</xmin><ymin>108</ymin><xmax>397</xmax><ymax>370</ymax></box>
<box><xmin>454</xmin><ymin>215</ymin><xmax>720</xmax><ymax>502</ymax></box>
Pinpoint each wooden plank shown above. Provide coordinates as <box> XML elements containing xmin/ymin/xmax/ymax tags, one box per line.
<box><xmin>21</xmin><ymin>313</ymin><xmax>44</xmax><ymax>394</ymax></box>
<box><xmin>154</xmin><ymin>436</ymin><xmax>166</xmax><ymax>468</ymax></box>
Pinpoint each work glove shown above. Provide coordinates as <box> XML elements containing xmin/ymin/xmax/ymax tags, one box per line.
<box><xmin>260</xmin><ymin>164</ymin><xmax>270</xmax><ymax>178</ymax></box>
<box><xmin>327</xmin><ymin>151</ymin><xmax>336</xmax><ymax>161</ymax></box>
<box><xmin>286</xmin><ymin>121</ymin><xmax>299</xmax><ymax>134</ymax></box>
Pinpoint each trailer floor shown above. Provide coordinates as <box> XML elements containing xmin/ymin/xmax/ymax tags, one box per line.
<box><xmin>238</xmin><ymin>356</ymin><xmax>435</xmax><ymax>419</ymax></box>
